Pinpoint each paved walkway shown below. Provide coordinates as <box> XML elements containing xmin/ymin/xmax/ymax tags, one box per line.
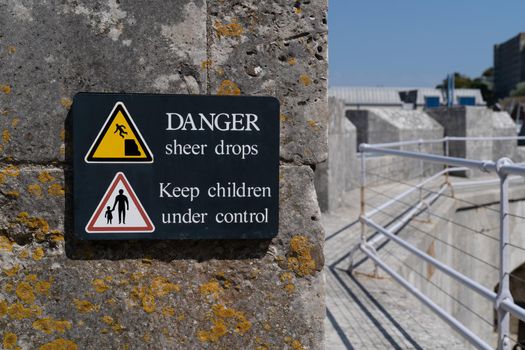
<box><xmin>322</xmin><ymin>180</ymin><xmax>469</xmax><ymax>349</ymax></box>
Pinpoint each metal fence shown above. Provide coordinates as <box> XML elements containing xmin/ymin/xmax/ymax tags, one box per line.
<box><xmin>354</xmin><ymin>136</ymin><xmax>525</xmax><ymax>350</ymax></box>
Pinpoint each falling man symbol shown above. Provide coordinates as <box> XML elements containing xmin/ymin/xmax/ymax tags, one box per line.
<box><xmin>112</xmin><ymin>189</ymin><xmax>129</xmax><ymax>224</ymax></box>
<box><xmin>114</xmin><ymin>124</ymin><xmax>128</xmax><ymax>138</ymax></box>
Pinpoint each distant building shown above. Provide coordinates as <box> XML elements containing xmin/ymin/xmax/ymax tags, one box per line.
<box><xmin>494</xmin><ymin>33</ymin><xmax>525</xmax><ymax>99</ymax></box>
<box><xmin>329</xmin><ymin>87</ymin><xmax>485</xmax><ymax>110</ymax></box>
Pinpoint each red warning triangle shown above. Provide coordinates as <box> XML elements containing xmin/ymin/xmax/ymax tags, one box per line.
<box><xmin>86</xmin><ymin>172</ymin><xmax>155</xmax><ymax>233</ymax></box>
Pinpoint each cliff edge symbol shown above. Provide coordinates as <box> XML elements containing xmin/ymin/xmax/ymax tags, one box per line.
<box><xmin>85</xmin><ymin>102</ymin><xmax>154</xmax><ymax>163</ymax></box>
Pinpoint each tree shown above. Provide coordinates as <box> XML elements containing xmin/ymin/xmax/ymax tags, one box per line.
<box><xmin>435</xmin><ymin>70</ymin><xmax>495</xmax><ymax>106</ymax></box>
<box><xmin>510</xmin><ymin>82</ymin><xmax>525</xmax><ymax>97</ymax></box>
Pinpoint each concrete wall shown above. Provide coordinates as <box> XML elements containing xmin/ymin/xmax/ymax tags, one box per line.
<box><xmin>314</xmin><ymin>97</ymin><xmax>356</xmax><ymax>212</ymax></box>
<box><xmin>426</xmin><ymin>107</ymin><xmax>518</xmax><ymax>174</ymax></box>
<box><xmin>0</xmin><ymin>1</ymin><xmax>328</xmax><ymax>349</ymax></box>
<box><xmin>347</xmin><ymin>108</ymin><xmax>444</xmax><ymax>187</ymax></box>
<box><xmin>388</xmin><ymin>185</ymin><xmax>525</xmax><ymax>348</ymax></box>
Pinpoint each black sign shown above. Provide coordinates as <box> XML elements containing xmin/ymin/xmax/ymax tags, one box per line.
<box><xmin>73</xmin><ymin>93</ymin><xmax>279</xmax><ymax>240</ymax></box>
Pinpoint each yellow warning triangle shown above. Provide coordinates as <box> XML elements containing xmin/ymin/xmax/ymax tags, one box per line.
<box><xmin>85</xmin><ymin>102</ymin><xmax>153</xmax><ymax>163</ymax></box>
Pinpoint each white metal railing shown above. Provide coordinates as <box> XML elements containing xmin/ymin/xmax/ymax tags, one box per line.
<box><xmin>354</xmin><ymin>136</ymin><xmax>525</xmax><ymax>350</ymax></box>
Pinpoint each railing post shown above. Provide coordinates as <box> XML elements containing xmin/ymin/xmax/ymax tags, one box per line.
<box><xmin>444</xmin><ymin>137</ymin><xmax>450</xmax><ymax>183</ymax></box>
<box><xmin>359</xmin><ymin>146</ymin><xmax>366</xmax><ymax>244</ymax></box>
<box><xmin>497</xmin><ymin>158</ymin><xmax>513</xmax><ymax>350</ymax></box>
<box><xmin>349</xmin><ymin>144</ymin><xmax>367</xmax><ymax>272</ymax></box>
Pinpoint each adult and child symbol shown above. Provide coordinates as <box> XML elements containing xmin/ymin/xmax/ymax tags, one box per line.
<box><xmin>104</xmin><ymin>189</ymin><xmax>129</xmax><ymax>224</ymax></box>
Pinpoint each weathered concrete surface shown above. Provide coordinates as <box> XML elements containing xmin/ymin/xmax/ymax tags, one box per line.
<box><xmin>321</xmin><ymin>180</ymin><xmax>469</xmax><ymax>349</ymax></box>
<box><xmin>314</xmin><ymin>97</ymin><xmax>356</xmax><ymax>212</ymax></box>
<box><xmin>346</xmin><ymin>108</ymin><xmax>444</xmax><ymax>187</ymax></box>
<box><xmin>427</xmin><ymin>107</ymin><xmax>519</xmax><ymax>175</ymax></box>
<box><xmin>0</xmin><ymin>1</ymin><xmax>327</xmax><ymax>349</ymax></box>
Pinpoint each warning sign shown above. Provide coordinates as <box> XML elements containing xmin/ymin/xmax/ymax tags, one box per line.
<box><xmin>74</xmin><ymin>93</ymin><xmax>279</xmax><ymax>240</ymax></box>
<box><xmin>85</xmin><ymin>102</ymin><xmax>153</xmax><ymax>163</ymax></box>
<box><xmin>85</xmin><ymin>172</ymin><xmax>155</xmax><ymax>233</ymax></box>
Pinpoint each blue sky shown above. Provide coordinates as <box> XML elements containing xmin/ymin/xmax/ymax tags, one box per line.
<box><xmin>329</xmin><ymin>1</ymin><xmax>525</xmax><ymax>87</ymax></box>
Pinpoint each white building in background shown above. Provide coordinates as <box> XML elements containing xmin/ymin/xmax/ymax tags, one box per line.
<box><xmin>329</xmin><ymin>86</ymin><xmax>486</xmax><ymax>110</ymax></box>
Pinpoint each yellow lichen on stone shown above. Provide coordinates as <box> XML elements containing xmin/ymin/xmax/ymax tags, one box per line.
<box><xmin>17</xmin><ymin>212</ymin><xmax>49</xmax><ymax>234</ymax></box>
<box><xmin>0</xmin><ymin>235</ymin><xmax>14</xmax><ymax>252</ymax></box>
<box><xmin>141</xmin><ymin>293</ymin><xmax>156</xmax><ymax>313</ymax></box>
<box><xmin>0</xmin><ymin>300</ymin><xmax>7</xmax><ymax>316</ymax></box>
<box><xmin>32</xmin><ymin>247</ymin><xmax>45</xmax><ymax>261</ymax></box>
<box><xmin>299</xmin><ymin>74</ymin><xmax>312</xmax><ymax>86</ymax></box>
<box><xmin>60</xmin><ymin>98</ymin><xmax>73</xmax><ymax>109</ymax></box>
<box><xmin>38</xmin><ymin>338</ymin><xmax>77</xmax><ymax>350</ymax></box>
<box><xmin>280</xmin><ymin>114</ymin><xmax>288</xmax><ymax>122</ymax></box>
<box><xmin>201</xmin><ymin>59</ymin><xmax>212</xmax><ymax>70</ymax></box>
<box><xmin>279</xmin><ymin>272</ymin><xmax>293</xmax><ymax>282</ymax></box>
<box><xmin>73</xmin><ymin>299</ymin><xmax>99</xmax><ymax>313</ymax></box>
<box><xmin>112</xmin><ymin>322</ymin><xmax>125</xmax><ymax>333</ymax></box>
<box><xmin>6</xmin><ymin>191</ymin><xmax>19</xmax><ymax>199</ymax></box>
<box><xmin>25</xmin><ymin>274</ymin><xmax>38</xmax><ymax>283</ymax></box>
<box><xmin>48</xmin><ymin>183</ymin><xmax>65</xmax><ymax>196</ymax></box>
<box><xmin>150</xmin><ymin>276</ymin><xmax>180</xmax><ymax>297</ymax></box>
<box><xmin>288</xmin><ymin>57</ymin><xmax>297</xmax><ymax>65</ymax></box>
<box><xmin>2</xmin><ymin>129</ymin><xmax>10</xmax><ymax>144</ymax></box>
<box><xmin>200</xmin><ymin>280</ymin><xmax>220</xmax><ymax>297</ymax></box>
<box><xmin>162</xmin><ymin>306</ymin><xmax>175</xmax><ymax>317</ymax></box>
<box><xmin>291</xmin><ymin>339</ymin><xmax>305</xmax><ymax>350</ymax></box>
<box><xmin>217</xmin><ymin>80</ymin><xmax>241</xmax><ymax>96</ymax></box>
<box><xmin>1</xmin><ymin>84</ymin><xmax>11</xmax><ymax>94</ymax></box>
<box><xmin>7</xmin><ymin>46</ymin><xmax>16</xmax><ymax>54</ymax></box>
<box><xmin>197</xmin><ymin>319</ymin><xmax>228</xmax><ymax>343</ymax></box>
<box><xmin>38</xmin><ymin>171</ymin><xmax>55</xmax><ymax>183</ymax></box>
<box><xmin>3</xmin><ymin>264</ymin><xmax>20</xmax><ymax>277</ymax></box>
<box><xmin>11</xmin><ymin>118</ymin><xmax>19</xmax><ymax>128</ymax></box>
<box><xmin>3</xmin><ymin>332</ymin><xmax>17</xmax><ymax>350</ymax></box>
<box><xmin>284</xmin><ymin>283</ymin><xmax>296</xmax><ymax>293</ymax></box>
<box><xmin>198</xmin><ymin>303</ymin><xmax>252</xmax><ymax>343</ymax></box>
<box><xmin>16</xmin><ymin>282</ymin><xmax>35</xmax><ymax>304</ymax></box>
<box><xmin>5</xmin><ymin>283</ymin><xmax>14</xmax><ymax>293</ymax></box>
<box><xmin>27</xmin><ymin>184</ymin><xmax>43</xmax><ymax>197</ymax></box>
<box><xmin>32</xmin><ymin>318</ymin><xmax>72</xmax><ymax>334</ymax></box>
<box><xmin>3</xmin><ymin>165</ymin><xmax>20</xmax><ymax>177</ymax></box>
<box><xmin>307</xmin><ymin>119</ymin><xmax>319</xmax><ymax>129</ymax></box>
<box><xmin>143</xmin><ymin>332</ymin><xmax>151</xmax><ymax>342</ymax></box>
<box><xmin>101</xmin><ymin>315</ymin><xmax>114</xmax><ymax>325</ymax></box>
<box><xmin>35</xmin><ymin>280</ymin><xmax>52</xmax><ymax>295</ymax></box>
<box><xmin>92</xmin><ymin>279</ymin><xmax>109</xmax><ymax>293</ymax></box>
<box><xmin>18</xmin><ymin>249</ymin><xmax>29</xmax><ymax>259</ymax></box>
<box><xmin>287</xmin><ymin>235</ymin><xmax>317</xmax><ymax>277</ymax></box>
<box><xmin>7</xmin><ymin>303</ymin><xmax>34</xmax><ymax>319</ymax></box>
<box><xmin>214</xmin><ymin>20</ymin><xmax>243</xmax><ymax>37</ymax></box>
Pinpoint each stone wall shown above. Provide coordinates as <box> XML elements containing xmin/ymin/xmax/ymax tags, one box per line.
<box><xmin>0</xmin><ymin>1</ymin><xmax>327</xmax><ymax>349</ymax></box>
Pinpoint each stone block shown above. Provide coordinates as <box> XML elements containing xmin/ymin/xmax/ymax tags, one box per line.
<box><xmin>0</xmin><ymin>1</ymin><xmax>327</xmax><ymax>349</ymax></box>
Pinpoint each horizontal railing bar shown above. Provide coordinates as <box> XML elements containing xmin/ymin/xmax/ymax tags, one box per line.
<box><xmin>452</xmin><ymin>176</ymin><xmax>524</xmax><ymax>187</ymax></box>
<box><xmin>365</xmin><ymin>167</ymin><xmax>467</xmax><ymax>218</ymax></box>
<box><xmin>360</xmin><ymin>145</ymin><xmax>497</xmax><ymax>173</ymax></box>
<box><xmin>501</xmin><ymin>299</ymin><xmax>525</xmax><ymax>324</ymax></box>
<box><xmin>364</xmin><ymin>138</ymin><xmax>446</xmax><ymax>148</ymax></box>
<box><xmin>363</xmin><ymin>217</ymin><xmax>497</xmax><ymax>302</ymax></box>
<box><xmin>360</xmin><ymin>244</ymin><xmax>493</xmax><ymax>350</ymax></box>
<box><xmin>362</xmin><ymin>136</ymin><xmax>525</xmax><ymax>149</ymax></box>
<box><xmin>366</xmin><ymin>185</ymin><xmax>446</xmax><ymax>248</ymax></box>
<box><xmin>447</xmin><ymin>136</ymin><xmax>525</xmax><ymax>141</ymax></box>
<box><xmin>500</xmin><ymin>163</ymin><xmax>525</xmax><ymax>176</ymax></box>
